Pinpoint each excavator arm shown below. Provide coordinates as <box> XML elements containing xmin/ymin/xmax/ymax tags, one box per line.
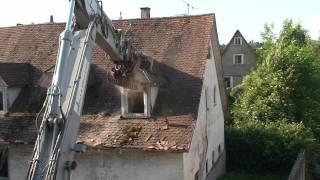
<box><xmin>26</xmin><ymin>0</ymin><xmax>142</xmax><ymax>179</ymax></box>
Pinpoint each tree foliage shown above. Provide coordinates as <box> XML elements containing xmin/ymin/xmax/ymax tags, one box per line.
<box><xmin>226</xmin><ymin>120</ymin><xmax>315</xmax><ymax>173</ymax></box>
<box><xmin>232</xmin><ymin>20</ymin><xmax>320</xmax><ymax>139</ymax></box>
<box><xmin>226</xmin><ymin>20</ymin><xmax>320</xmax><ymax>178</ymax></box>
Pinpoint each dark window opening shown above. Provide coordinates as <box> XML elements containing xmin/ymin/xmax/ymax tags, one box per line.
<box><xmin>205</xmin><ymin>88</ymin><xmax>209</xmax><ymax>111</ymax></box>
<box><xmin>213</xmin><ymin>85</ymin><xmax>217</xmax><ymax>106</ymax></box>
<box><xmin>212</xmin><ymin>151</ymin><xmax>215</xmax><ymax>164</ymax></box>
<box><xmin>0</xmin><ymin>91</ymin><xmax>3</xmax><ymax>111</ymax></box>
<box><xmin>224</xmin><ymin>77</ymin><xmax>231</xmax><ymax>88</ymax></box>
<box><xmin>234</xmin><ymin>37</ymin><xmax>242</xmax><ymax>45</ymax></box>
<box><xmin>206</xmin><ymin>160</ymin><xmax>209</xmax><ymax>174</ymax></box>
<box><xmin>128</xmin><ymin>91</ymin><xmax>144</xmax><ymax>113</ymax></box>
<box><xmin>0</xmin><ymin>148</ymin><xmax>8</xmax><ymax>178</ymax></box>
<box><xmin>234</xmin><ymin>55</ymin><xmax>243</xmax><ymax>64</ymax></box>
<box><xmin>218</xmin><ymin>144</ymin><xmax>221</xmax><ymax>154</ymax></box>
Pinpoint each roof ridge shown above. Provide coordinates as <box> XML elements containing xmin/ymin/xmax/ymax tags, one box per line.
<box><xmin>0</xmin><ymin>13</ymin><xmax>215</xmax><ymax>28</ymax></box>
<box><xmin>0</xmin><ymin>22</ymin><xmax>65</xmax><ymax>28</ymax></box>
<box><xmin>114</xmin><ymin>13</ymin><xmax>215</xmax><ymax>22</ymax></box>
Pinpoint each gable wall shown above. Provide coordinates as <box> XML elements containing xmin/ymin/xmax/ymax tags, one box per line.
<box><xmin>183</xmin><ymin>42</ymin><xmax>225</xmax><ymax>180</ymax></box>
<box><xmin>222</xmin><ymin>33</ymin><xmax>257</xmax><ymax>86</ymax></box>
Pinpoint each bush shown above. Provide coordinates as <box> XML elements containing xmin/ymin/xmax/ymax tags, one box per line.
<box><xmin>225</xmin><ymin>120</ymin><xmax>315</xmax><ymax>174</ymax></box>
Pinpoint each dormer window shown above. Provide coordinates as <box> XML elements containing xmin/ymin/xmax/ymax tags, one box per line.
<box><xmin>121</xmin><ymin>86</ymin><xmax>158</xmax><ymax>118</ymax></box>
<box><xmin>234</xmin><ymin>37</ymin><xmax>242</xmax><ymax>45</ymax></box>
<box><xmin>127</xmin><ymin>90</ymin><xmax>145</xmax><ymax>114</ymax></box>
<box><xmin>121</xmin><ymin>88</ymin><xmax>150</xmax><ymax>118</ymax></box>
<box><xmin>113</xmin><ymin>57</ymin><xmax>159</xmax><ymax>118</ymax></box>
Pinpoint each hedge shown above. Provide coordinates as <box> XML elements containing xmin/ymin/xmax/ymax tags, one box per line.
<box><xmin>225</xmin><ymin>120</ymin><xmax>315</xmax><ymax>174</ymax></box>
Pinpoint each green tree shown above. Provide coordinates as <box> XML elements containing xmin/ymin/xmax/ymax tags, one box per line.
<box><xmin>257</xmin><ymin>23</ymin><xmax>276</xmax><ymax>59</ymax></box>
<box><xmin>232</xmin><ymin>20</ymin><xmax>320</xmax><ymax>139</ymax></box>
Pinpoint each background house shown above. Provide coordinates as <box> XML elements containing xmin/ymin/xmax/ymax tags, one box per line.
<box><xmin>0</xmin><ymin>10</ymin><xmax>226</xmax><ymax>180</ymax></box>
<box><xmin>221</xmin><ymin>30</ymin><xmax>257</xmax><ymax>88</ymax></box>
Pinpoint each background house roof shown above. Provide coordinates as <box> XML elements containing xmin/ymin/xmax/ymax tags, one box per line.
<box><xmin>221</xmin><ymin>29</ymin><xmax>254</xmax><ymax>56</ymax></box>
<box><xmin>0</xmin><ymin>14</ymin><xmax>217</xmax><ymax>152</ymax></box>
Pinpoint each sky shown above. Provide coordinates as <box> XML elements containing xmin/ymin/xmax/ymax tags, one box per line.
<box><xmin>0</xmin><ymin>0</ymin><xmax>319</xmax><ymax>44</ymax></box>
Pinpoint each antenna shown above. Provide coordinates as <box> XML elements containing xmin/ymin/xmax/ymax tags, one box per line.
<box><xmin>182</xmin><ymin>0</ymin><xmax>197</xmax><ymax>15</ymax></box>
<box><xmin>119</xmin><ymin>11</ymin><xmax>123</xmax><ymax>20</ymax></box>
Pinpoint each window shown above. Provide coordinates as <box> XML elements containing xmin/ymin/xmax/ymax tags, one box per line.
<box><xmin>213</xmin><ymin>85</ymin><xmax>217</xmax><ymax>106</ymax></box>
<box><xmin>0</xmin><ymin>91</ymin><xmax>3</xmax><ymax>111</ymax></box>
<box><xmin>233</xmin><ymin>54</ymin><xmax>244</xmax><ymax>64</ymax></box>
<box><xmin>234</xmin><ymin>37</ymin><xmax>242</xmax><ymax>45</ymax></box>
<box><xmin>127</xmin><ymin>91</ymin><xmax>144</xmax><ymax>113</ymax></box>
<box><xmin>206</xmin><ymin>159</ymin><xmax>209</xmax><ymax>174</ymax></box>
<box><xmin>212</xmin><ymin>150</ymin><xmax>215</xmax><ymax>164</ymax></box>
<box><xmin>0</xmin><ymin>148</ymin><xmax>8</xmax><ymax>178</ymax></box>
<box><xmin>233</xmin><ymin>75</ymin><xmax>244</xmax><ymax>87</ymax></box>
<box><xmin>205</xmin><ymin>87</ymin><xmax>209</xmax><ymax>111</ymax></box>
<box><xmin>121</xmin><ymin>88</ymin><xmax>150</xmax><ymax>118</ymax></box>
<box><xmin>224</xmin><ymin>76</ymin><xmax>233</xmax><ymax>88</ymax></box>
<box><xmin>218</xmin><ymin>144</ymin><xmax>221</xmax><ymax>154</ymax></box>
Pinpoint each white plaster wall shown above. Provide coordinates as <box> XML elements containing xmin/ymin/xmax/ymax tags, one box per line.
<box><xmin>8</xmin><ymin>145</ymin><xmax>33</xmax><ymax>180</ymax></box>
<box><xmin>73</xmin><ymin>149</ymin><xmax>183</xmax><ymax>180</ymax></box>
<box><xmin>7</xmin><ymin>87</ymin><xmax>21</xmax><ymax>108</ymax></box>
<box><xmin>183</xmin><ymin>44</ymin><xmax>225</xmax><ymax>180</ymax></box>
<box><xmin>7</xmin><ymin>145</ymin><xmax>183</xmax><ymax>180</ymax></box>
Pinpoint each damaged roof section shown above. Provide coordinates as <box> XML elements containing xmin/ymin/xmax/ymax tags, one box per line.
<box><xmin>0</xmin><ymin>14</ymin><xmax>217</xmax><ymax>152</ymax></box>
<box><xmin>78</xmin><ymin>114</ymin><xmax>195</xmax><ymax>152</ymax></box>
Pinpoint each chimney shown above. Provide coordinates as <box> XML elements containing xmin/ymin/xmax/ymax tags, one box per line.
<box><xmin>50</xmin><ymin>15</ymin><xmax>54</xmax><ymax>23</ymax></box>
<box><xmin>140</xmin><ymin>7</ymin><xmax>150</xmax><ymax>19</ymax></box>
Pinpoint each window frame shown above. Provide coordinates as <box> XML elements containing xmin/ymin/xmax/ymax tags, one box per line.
<box><xmin>234</xmin><ymin>37</ymin><xmax>242</xmax><ymax>45</ymax></box>
<box><xmin>224</xmin><ymin>76</ymin><xmax>233</xmax><ymax>88</ymax></box>
<box><xmin>121</xmin><ymin>87</ymin><xmax>150</xmax><ymax>118</ymax></box>
<box><xmin>233</xmin><ymin>54</ymin><xmax>244</xmax><ymax>65</ymax></box>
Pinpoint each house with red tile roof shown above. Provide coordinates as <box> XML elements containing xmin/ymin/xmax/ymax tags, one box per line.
<box><xmin>0</xmin><ymin>11</ymin><xmax>226</xmax><ymax>180</ymax></box>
